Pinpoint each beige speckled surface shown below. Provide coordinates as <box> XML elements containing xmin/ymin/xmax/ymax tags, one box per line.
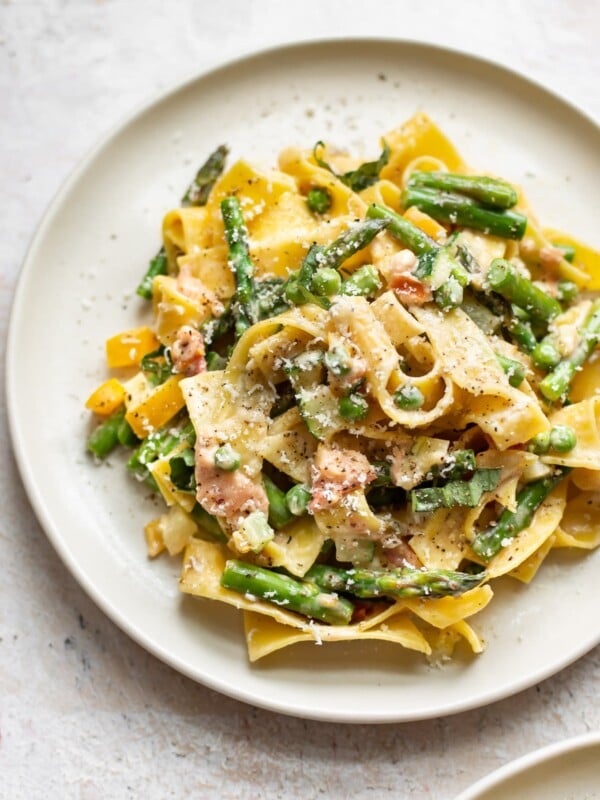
<box><xmin>2</xmin><ymin>2</ymin><xmax>599</xmax><ymax>798</ymax></box>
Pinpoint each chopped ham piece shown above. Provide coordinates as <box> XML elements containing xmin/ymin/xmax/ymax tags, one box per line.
<box><xmin>171</xmin><ymin>325</ymin><xmax>206</xmax><ymax>377</ymax></box>
<box><xmin>194</xmin><ymin>438</ymin><xmax>268</xmax><ymax>522</ymax></box>
<box><xmin>390</xmin><ymin>274</ymin><xmax>432</xmax><ymax>306</ymax></box>
<box><xmin>310</xmin><ymin>444</ymin><xmax>377</xmax><ymax>513</ymax></box>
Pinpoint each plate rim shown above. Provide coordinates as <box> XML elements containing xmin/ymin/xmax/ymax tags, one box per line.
<box><xmin>6</xmin><ymin>36</ymin><xmax>600</xmax><ymax>723</ymax></box>
<box><xmin>454</xmin><ymin>731</ymin><xmax>600</xmax><ymax>799</ymax></box>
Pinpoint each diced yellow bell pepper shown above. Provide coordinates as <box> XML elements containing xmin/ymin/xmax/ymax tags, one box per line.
<box><xmin>106</xmin><ymin>326</ymin><xmax>159</xmax><ymax>368</ymax></box>
<box><xmin>85</xmin><ymin>378</ymin><xmax>126</xmax><ymax>416</ymax></box>
<box><xmin>403</xmin><ymin>206</ymin><xmax>447</xmax><ymax>243</ymax></box>
<box><xmin>125</xmin><ymin>376</ymin><xmax>184</xmax><ymax>438</ymax></box>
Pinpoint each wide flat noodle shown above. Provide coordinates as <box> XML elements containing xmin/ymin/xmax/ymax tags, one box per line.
<box><xmin>278</xmin><ymin>145</ymin><xmax>366</xmax><ymax>220</ymax></box>
<box><xmin>330</xmin><ymin>296</ymin><xmax>454</xmax><ymax>427</ymax></box>
<box><xmin>508</xmin><ymin>535</ymin><xmax>556</xmax><ymax>584</ymax></box>
<box><xmin>399</xmin><ymin>585</ymin><xmax>493</xmax><ymax>629</ymax></box>
<box><xmin>380</xmin><ymin>112</ymin><xmax>464</xmax><ymax>187</ymax></box>
<box><xmin>409</xmin><ymin>507</ymin><xmax>470</xmax><ymax>570</ymax></box>
<box><xmin>180</xmin><ymin>539</ymin><xmax>318</xmax><ymax>629</ymax></box>
<box><xmin>243</xmin><ymin>609</ymin><xmax>431</xmax><ymax>662</ymax></box>
<box><xmin>552</xmin><ymin>489</ymin><xmax>600</xmax><ymax>550</ymax></box>
<box><xmin>570</xmin><ymin>354</ymin><xmax>600</xmax><ymax>403</ymax></box>
<box><xmin>544</xmin><ymin>227</ymin><xmax>600</xmax><ymax>289</ymax></box>
<box><xmin>260</xmin><ymin>517</ymin><xmax>326</xmax><ymax>577</ymax></box>
<box><xmin>542</xmin><ymin>397</ymin><xmax>600</xmax><ymax>469</ymax></box>
<box><xmin>412</xmin><ymin>306</ymin><xmax>549</xmax><ymax>448</ymax></box>
<box><xmin>473</xmin><ymin>483</ymin><xmax>567</xmax><ymax>578</ymax></box>
<box><xmin>258</xmin><ymin>408</ymin><xmax>317</xmax><ymax>484</ymax></box>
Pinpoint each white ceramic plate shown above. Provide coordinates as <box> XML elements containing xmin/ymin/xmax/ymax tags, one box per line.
<box><xmin>455</xmin><ymin>732</ymin><xmax>600</xmax><ymax>799</ymax></box>
<box><xmin>7</xmin><ymin>39</ymin><xmax>600</xmax><ymax>723</ymax></box>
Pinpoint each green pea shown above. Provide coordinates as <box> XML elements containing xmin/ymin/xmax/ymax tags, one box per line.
<box><xmin>528</xmin><ymin>431</ymin><xmax>551</xmax><ymax>455</ymax></box>
<box><xmin>311</xmin><ymin>267</ymin><xmax>342</xmax><ymax>297</ymax></box>
<box><xmin>285</xmin><ymin>484</ymin><xmax>312</xmax><ymax>516</ymax></box>
<box><xmin>393</xmin><ymin>384</ymin><xmax>424</xmax><ymax>410</ymax></box>
<box><xmin>306</xmin><ymin>187</ymin><xmax>332</xmax><ymax>214</ymax></box>
<box><xmin>213</xmin><ymin>444</ymin><xmax>241</xmax><ymax>471</ymax></box>
<box><xmin>549</xmin><ymin>425</ymin><xmax>577</xmax><ymax>453</ymax></box>
<box><xmin>284</xmin><ymin>280</ymin><xmax>310</xmax><ymax>305</ymax></box>
<box><xmin>338</xmin><ymin>392</ymin><xmax>369</xmax><ymax>421</ymax></box>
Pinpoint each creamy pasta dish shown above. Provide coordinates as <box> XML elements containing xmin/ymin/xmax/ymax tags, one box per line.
<box><xmin>85</xmin><ymin>113</ymin><xmax>600</xmax><ymax>662</ymax></box>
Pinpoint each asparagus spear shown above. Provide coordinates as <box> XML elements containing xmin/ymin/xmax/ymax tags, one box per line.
<box><xmin>117</xmin><ymin>417</ymin><xmax>140</xmax><ymax>448</ymax></box>
<box><xmin>314</xmin><ymin>140</ymin><xmax>390</xmax><ymax>192</ymax></box>
<box><xmin>316</xmin><ymin>218</ymin><xmax>390</xmax><ymax>271</ymax></box>
<box><xmin>470</xmin><ymin>468</ymin><xmax>570</xmax><ymax>561</ymax></box>
<box><xmin>506</xmin><ymin>317</ymin><xmax>538</xmax><ymax>354</ymax></box>
<box><xmin>306</xmin><ymin>564</ymin><xmax>486</xmax><ymax>599</ymax></box>
<box><xmin>366</xmin><ymin>203</ymin><xmax>468</xmax><ymax>309</ymax></box>
<box><xmin>127</xmin><ymin>419</ymin><xmax>196</xmax><ymax>480</ymax></box>
<box><xmin>201</xmin><ymin>305</ymin><xmax>234</xmax><ymax>346</ymax></box>
<box><xmin>487</xmin><ymin>259</ymin><xmax>562</xmax><ymax>323</ymax></box>
<box><xmin>408</xmin><ymin>171</ymin><xmax>518</xmax><ymax>209</ymax></box>
<box><xmin>190</xmin><ymin>503</ymin><xmax>227</xmax><ymax>542</ymax></box>
<box><xmin>136</xmin><ymin>247</ymin><xmax>168</xmax><ymax>300</ymax></box>
<box><xmin>285</xmin><ymin>218</ymin><xmax>389</xmax><ymax>307</ymax></box>
<box><xmin>221</xmin><ymin>196</ymin><xmax>257</xmax><ymax>338</ymax></box>
<box><xmin>221</xmin><ymin>560</ymin><xmax>355</xmax><ymax>625</ymax></box>
<box><xmin>366</xmin><ymin>203</ymin><xmax>437</xmax><ymax>256</ymax></box>
<box><xmin>340</xmin><ymin>265</ymin><xmax>381</xmax><ymax>297</ymax></box>
<box><xmin>182</xmin><ymin>144</ymin><xmax>229</xmax><ymax>206</ymax></box>
<box><xmin>403</xmin><ymin>186</ymin><xmax>527</xmax><ymax>240</ymax></box>
<box><xmin>557</xmin><ymin>279</ymin><xmax>578</xmax><ymax>302</ymax></box>
<box><xmin>539</xmin><ymin>299</ymin><xmax>600</xmax><ymax>401</ymax></box>
<box><xmin>263</xmin><ymin>475</ymin><xmax>294</xmax><ymax>529</ymax></box>
<box><xmin>87</xmin><ymin>407</ymin><xmax>126</xmax><ymax>459</ymax></box>
<box><xmin>137</xmin><ymin>146</ymin><xmax>227</xmax><ymax>300</ymax></box>
<box><xmin>531</xmin><ymin>336</ymin><xmax>561</xmax><ymax>371</ymax></box>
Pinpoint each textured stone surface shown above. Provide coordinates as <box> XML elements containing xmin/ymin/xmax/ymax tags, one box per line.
<box><xmin>1</xmin><ymin>2</ymin><xmax>599</xmax><ymax>798</ymax></box>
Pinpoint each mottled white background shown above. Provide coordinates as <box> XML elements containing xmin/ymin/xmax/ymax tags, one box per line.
<box><xmin>2</xmin><ymin>1</ymin><xmax>599</xmax><ymax>798</ymax></box>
